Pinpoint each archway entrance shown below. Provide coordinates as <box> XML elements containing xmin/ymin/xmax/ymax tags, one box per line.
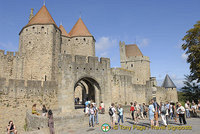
<box><xmin>74</xmin><ymin>77</ymin><xmax>101</xmax><ymax>109</ymax></box>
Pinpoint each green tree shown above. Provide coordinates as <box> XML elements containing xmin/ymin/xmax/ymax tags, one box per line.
<box><xmin>182</xmin><ymin>21</ymin><xmax>200</xmax><ymax>82</ymax></box>
<box><xmin>181</xmin><ymin>75</ymin><xmax>200</xmax><ymax>103</ymax></box>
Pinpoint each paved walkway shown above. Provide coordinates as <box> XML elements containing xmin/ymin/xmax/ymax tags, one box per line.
<box><xmin>61</xmin><ymin>113</ymin><xmax>200</xmax><ymax>134</ymax></box>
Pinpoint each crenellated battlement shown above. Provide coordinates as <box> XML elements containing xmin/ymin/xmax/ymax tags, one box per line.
<box><xmin>60</xmin><ymin>54</ymin><xmax>111</xmax><ymax>69</ymax></box>
<box><xmin>0</xmin><ymin>49</ymin><xmax>20</xmax><ymax>57</ymax></box>
<box><xmin>0</xmin><ymin>77</ymin><xmax>57</xmax><ymax>98</ymax></box>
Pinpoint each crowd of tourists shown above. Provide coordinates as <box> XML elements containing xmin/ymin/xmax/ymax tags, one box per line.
<box><xmin>6</xmin><ymin>99</ymin><xmax>200</xmax><ymax>133</ymax></box>
<box><xmin>85</xmin><ymin>99</ymin><xmax>200</xmax><ymax>129</ymax></box>
<box><xmin>84</xmin><ymin>100</ymin><xmax>105</xmax><ymax>127</ymax></box>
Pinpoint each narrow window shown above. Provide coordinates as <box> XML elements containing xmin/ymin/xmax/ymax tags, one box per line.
<box><xmin>131</xmin><ymin>64</ymin><xmax>133</xmax><ymax>67</ymax></box>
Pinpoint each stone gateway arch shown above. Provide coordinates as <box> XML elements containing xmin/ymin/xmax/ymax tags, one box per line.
<box><xmin>57</xmin><ymin>55</ymin><xmax>112</xmax><ymax>113</ymax></box>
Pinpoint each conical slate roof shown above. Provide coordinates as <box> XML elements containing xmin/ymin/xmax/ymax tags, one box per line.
<box><xmin>26</xmin><ymin>5</ymin><xmax>57</xmax><ymax>27</ymax></box>
<box><xmin>59</xmin><ymin>25</ymin><xmax>70</xmax><ymax>37</ymax></box>
<box><xmin>125</xmin><ymin>44</ymin><xmax>143</xmax><ymax>57</ymax></box>
<box><xmin>162</xmin><ymin>74</ymin><xmax>176</xmax><ymax>88</ymax></box>
<box><xmin>69</xmin><ymin>18</ymin><xmax>92</xmax><ymax>37</ymax></box>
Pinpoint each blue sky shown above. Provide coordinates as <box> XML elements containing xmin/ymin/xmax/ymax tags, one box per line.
<box><xmin>0</xmin><ymin>0</ymin><xmax>200</xmax><ymax>88</ymax></box>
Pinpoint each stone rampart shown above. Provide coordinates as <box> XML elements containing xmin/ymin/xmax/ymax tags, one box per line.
<box><xmin>0</xmin><ymin>77</ymin><xmax>57</xmax><ymax>99</ymax></box>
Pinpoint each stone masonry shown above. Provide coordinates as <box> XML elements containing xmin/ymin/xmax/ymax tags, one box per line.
<box><xmin>0</xmin><ymin>4</ymin><xmax>178</xmax><ymax>117</ymax></box>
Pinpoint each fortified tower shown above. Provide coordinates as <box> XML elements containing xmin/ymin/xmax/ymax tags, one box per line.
<box><xmin>18</xmin><ymin>5</ymin><xmax>61</xmax><ymax>81</ymax></box>
<box><xmin>68</xmin><ymin>18</ymin><xmax>95</xmax><ymax>57</ymax></box>
<box><xmin>162</xmin><ymin>74</ymin><xmax>178</xmax><ymax>102</ymax></box>
<box><xmin>119</xmin><ymin>41</ymin><xmax>151</xmax><ymax>85</ymax></box>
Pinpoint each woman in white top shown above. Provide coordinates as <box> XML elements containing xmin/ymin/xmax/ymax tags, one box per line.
<box><xmin>177</xmin><ymin>103</ymin><xmax>187</xmax><ymax>125</ymax></box>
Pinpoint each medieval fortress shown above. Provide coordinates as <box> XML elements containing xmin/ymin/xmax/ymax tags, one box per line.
<box><xmin>0</xmin><ymin>5</ymin><xmax>178</xmax><ymax>116</ymax></box>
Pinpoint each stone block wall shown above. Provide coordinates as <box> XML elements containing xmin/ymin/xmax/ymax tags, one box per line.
<box><xmin>0</xmin><ymin>50</ymin><xmax>23</xmax><ymax>80</ymax></box>
<box><xmin>0</xmin><ymin>77</ymin><xmax>57</xmax><ymax>99</ymax></box>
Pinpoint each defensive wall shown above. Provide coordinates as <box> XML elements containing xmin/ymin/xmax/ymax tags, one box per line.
<box><xmin>0</xmin><ymin>77</ymin><xmax>57</xmax><ymax>99</ymax></box>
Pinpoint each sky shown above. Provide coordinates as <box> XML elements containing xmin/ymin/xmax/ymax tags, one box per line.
<box><xmin>0</xmin><ymin>0</ymin><xmax>200</xmax><ymax>89</ymax></box>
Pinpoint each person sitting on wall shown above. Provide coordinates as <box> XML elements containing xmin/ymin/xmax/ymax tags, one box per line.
<box><xmin>7</xmin><ymin>120</ymin><xmax>17</xmax><ymax>134</ymax></box>
<box><xmin>32</xmin><ymin>104</ymin><xmax>40</xmax><ymax>115</ymax></box>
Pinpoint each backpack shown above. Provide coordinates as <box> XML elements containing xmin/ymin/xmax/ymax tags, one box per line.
<box><xmin>161</xmin><ymin>105</ymin><xmax>166</xmax><ymax>114</ymax></box>
<box><xmin>109</xmin><ymin>107</ymin><xmax>113</xmax><ymax>116</ymax></box>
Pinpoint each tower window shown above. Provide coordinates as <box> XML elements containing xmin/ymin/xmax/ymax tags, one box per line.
<box><xmin>32</xmin><ymin>27</ymin><xmax>35</xmax><ymax>29</ymax></box>
<box><xmin>29</xmin><ymin>41</ymin><xmax>31</xmax><ymax>44</ymax></box>
<box><xmin>41</xmin><ymin>26</ymin><xmax>44</xmax><ymax>29</ymax></box>
<box><xmin>131</xmin><ymin>64</ymin><xmax>133</xmax><ymax>67</ymax></box>
<box><xmin>68</xmin><ymin>39</ymin><xmax>70</xmax><ymax>41</ymax></box>
<box><xmin>83</xmin><ymin>38</ymin><xmax>86</xmax><ymax>41</ymax></box>
<box><xmin>76</xmin><ymin>38</ymin><xmax>78</xmax><ymax>40</ymax></box>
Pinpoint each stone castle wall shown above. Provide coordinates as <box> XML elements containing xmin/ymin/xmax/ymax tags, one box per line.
<box><xmin>0</xmin><ymin>50</ymin><xmax>23</xmax><ymax>80</ymax></box>
<box><xmin>0</xmin><ymin>77</ymin><xmax>57</xmax><ymax>99</ymax></box>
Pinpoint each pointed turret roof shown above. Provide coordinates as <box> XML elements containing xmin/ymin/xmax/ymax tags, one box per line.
<box><xmin>125</xmin><ymin>44</ymin><xmax>143</xmax><ymax>57</ymax></box>
<box><xmin>162</xmin><ymin>74</ymin><xmax>176</xmax><ymax>88</ymax></box>
<box><xmin>59</xmin><ymin>25</ymin><xmax>70</xmax><ymax>37</ymax></box>
<box><xmin>26</xmin><ymin>5</ymin><xmax>57</xmax><ymax>27</ymax></box>
<box><xmin>69</xmin><ymin>18</ymin><xmax>92</xmax><ymax>37</ymax></box>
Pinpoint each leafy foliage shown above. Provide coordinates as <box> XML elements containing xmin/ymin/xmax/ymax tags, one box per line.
<box><xmin>180</xmin><ymin>75</ymin><xmax>200</xmax><ymax>103</ymax></box>
<box><xmin>182</xmin><ymin>21</ymin><xmax>200</xmax><ymax>82</ymax></box>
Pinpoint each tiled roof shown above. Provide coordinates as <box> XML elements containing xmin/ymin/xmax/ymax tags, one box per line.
<box><xmin>59</xmin><ymin>25</ymin><xmax>70</xmax><ymax>37</ymax></box>
<box><xmin>69</xmin><ymin>18</ymin><xmax>92</xmax><ymax>37</ymax></box>
<box><xmin>162</xmin><ymin>74</ymin><xmax>176</xmax><ymax>88</ymax></box>
<box><xmin>125</xmin><ymin>44</ymin><xmax>143</xmax><ymax>57</ymax></box>
<box><xmin>26</xmin><ymin>5</ymin><xmax>57</xmax><ymax>27</ymax></box>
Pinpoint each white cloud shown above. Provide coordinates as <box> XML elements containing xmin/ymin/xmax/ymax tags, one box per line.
<box><xmin>0</xmin><ymin>42</ymin><xmax>18</xmax><ymax>51</ymax></box>
<box><xmin>96</xmin><ymin>37</ymin><xmax>117</xmax><ymax>51</ymax></box>
<box><xmin>181</xmin><ymin>53</ymin><xmax>188</xmax><ymax>60</ymax></box>
<box><xmin>139</xmin><ymin>38</ymin><xmax>150</xmax><ymax>47</ymax></box>
<box><xmin>100</xmin><ymin>52</ymin><xmax>108</xmax><ymax>57</ymax></box>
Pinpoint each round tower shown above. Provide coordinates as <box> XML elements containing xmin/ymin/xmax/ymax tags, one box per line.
<box><xmin>19</xmin><ymin>5</ymin><xmax>61</xmax><ymax>81</ymax></box>
<box><xmin>162</xmin><ymin>74</ymin><xmax>178</xmax><ymax>102</ymax></box>
<box><xmin>120</xmin><ymin>42</ymin><xmax>150</xmax><ymax>85</ymax></box>
<box><xmin>68</xmin><ymin>17</ymin><xmax>95</xmax><ymax>57</ymax></box>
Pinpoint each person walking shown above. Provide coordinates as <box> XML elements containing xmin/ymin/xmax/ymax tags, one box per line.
<box><xmin>117</xmin><ymin>104</ymin><xmax>124</xmax><ymax>125</ymax></box>
<box><xmin>185</xmin><ymin>101</ymin><xmax>190</xmax><ymax>118</ymax></box>
<box><xmin>100</xmin><ymin>101</ymin><xmax>105</xmax><ymax>114</ymax></box>
<box><xmin>143</xmin><ymin>103</ymin><xmax>147</xmax><ymax>119</ymax></box>
<box><xmin>170</xmin><ymin>103</ymin><xmax>173</xmax><ymax>119</ymax></box>
<box><xmin>160</xmin><ymin>102</ymin><xmax>167</xmax><ymax>126</ymax></box>
<box><xmin>89</xmin><ymin>104</ymin><xmax>96</xmax><ymax>127</ymax></box>
<box><xmin>47</xmin><ymin>110</ymin><xmax>55</xmax><ymax>134</ymax></box>
<box><xmin>152</xmin><ymin>99</ymin><xmax>159</xmax><ymax>126</ymax></box>
<box><xmin>172</xmin><ymin>103</ymin><xmax>177</xmax><ymax>122</ymax></box>
<box><xmin>134</xmin><ymin>102</ymin><xmax>139</xmax><ymax>124</ymax></box>
<box><xmin>109</xmin><ymin>103</ymin><xmax>116</xmax><ymax>128</ymax></box>
<box><xmin>130</xmin><ymin>102</ymin><xmax>135</xmax><ymax>121</ymax></box>
<box><xmin>177</xmin><ymin>103</ymin><xmax>187</xmax><ymax>125</ymax></box>
<box><xmin>149</xmin><ymin>101</ymin><xmax>155</xmax><ymax>126</ymax></box>
<box><xmin>94</xmin><ymin>103</ymin><xmax>99</xmax><ymax>125</ymax></box>
<box><xmin>139</xmin><ymin>104</ymin><xmax>144</xmax><ymax>119</ymax></box>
